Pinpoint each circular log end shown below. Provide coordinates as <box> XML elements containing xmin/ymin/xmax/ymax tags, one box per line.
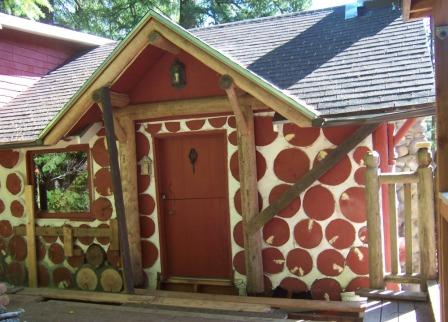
<box><xmin>219</xmin><ymin>75</ymin><xmax>234</xmax><ymax>90</ymax></box>
<box><xmin>364</xmin><ymin>151</ymin><xmax>379</xmax><ymax>168</ymax></box>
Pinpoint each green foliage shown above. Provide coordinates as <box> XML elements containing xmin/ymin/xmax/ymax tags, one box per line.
<box><xmin>0</xmin><ymin>0</ymin><xmax>311</xmax><ymax>39</ymax></box>
<box><xmin>0</xmin><ymin>0</ymin><xmax>52</xmax><ymax>19</ymax></box>
<box><xmin>33</xmin><ymin>151</ymin><xmax>89</xmax><ymax>213</ymax></box>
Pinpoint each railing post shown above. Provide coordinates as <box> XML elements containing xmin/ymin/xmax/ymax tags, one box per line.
<box><xmin>416</xmin><ymin>144</ymin><xmax>437</xmax><ymax>289</ymax></box>
<box><xmin>364</xmin><ymin>151</ymin><xmax>385</xmax><ymax>289</ymax></box>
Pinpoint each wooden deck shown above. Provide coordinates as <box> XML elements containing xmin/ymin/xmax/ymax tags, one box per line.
<box><xmin>6</xmin><ymin>288</ymin><xmax>435</xmax><ymax>322</ymax></box>
<box><xmin>363</xmin><ymin>300</ymin><xmax>434</xmax><ymax>322</ymax></box>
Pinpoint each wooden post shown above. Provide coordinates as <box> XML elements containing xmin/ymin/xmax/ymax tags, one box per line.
<box><xmin>388</xmin><ymin>183</ymin><xmax>399</xmax><ymax>276</ymax></box>
<box><xmin>434</xmin><ymin>0</ymin><xmax>448</xmax><ymax>317</ymax></box>
<box><xmin>404</xmin><ymin>183</ymin><xmax>413</xmax><ymax>275</ymax></box>
<box><xmin>63</xmin><ymin>226</ymin><xmax>74</xmax><ymax>257</ymax></box>
<box><xmin>416</xmin><ymin>145</ymin><xmax>437</xmax><ymax>290</ymax></box>
<box><xmin>364</xmin><ymin>151</ymin><xmax>385</xmax><ymax>289</ymax></box>
<box><xmin>97</xmin><ymin>86</ymin><xmax>135</xmax><ymax>293</ymax></box>
<box><xmin>24</xmin><ymin>185</ymin><xmax>37</xmax><ymax>288</ymax></box>
<box><xmin>220</xmin><ymin>75</ymin><xmax>264</xmax><ymax>295</ymax></box>
<box><xmin>117</xmin><ymin>116</ymin><xmax>143</xmax><ymax>284</ymax></box>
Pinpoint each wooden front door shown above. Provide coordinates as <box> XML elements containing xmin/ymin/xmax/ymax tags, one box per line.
<box><xmin>155</xmin><ymin>131</ymin><xmax>232</xmax><ymax>279</ymax></box>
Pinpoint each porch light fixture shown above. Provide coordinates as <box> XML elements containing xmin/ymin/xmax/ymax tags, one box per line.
<box><xmin>140</xmin><ymin>156</ymin><xmax>153</xmax><ymax>177</ymax></box>
<box><xmin>170</xmin><ymin>60</ymin><xmax>186</xmax><ymax>88</ymax></box>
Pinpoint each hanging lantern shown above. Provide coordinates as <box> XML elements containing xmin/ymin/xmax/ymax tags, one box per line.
<box><xmin>170</xmin><ymin>60</ymin><xmax>186</xmax><ymax>88</ymax></box>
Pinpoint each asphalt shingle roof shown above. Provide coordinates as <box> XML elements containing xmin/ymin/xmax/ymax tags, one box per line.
<box><xmin>0</xmin><ymin>5</ymin><xmax>435</xmax><ymax>143</ymax></box>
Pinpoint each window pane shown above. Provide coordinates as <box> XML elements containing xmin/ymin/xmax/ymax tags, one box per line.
<box><xmin>32</xmin><ymin>151</ymin><xmax>90</xmax><ymax>213</ymax></box>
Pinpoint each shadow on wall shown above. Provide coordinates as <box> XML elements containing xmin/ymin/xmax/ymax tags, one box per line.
<box><xmin>247</xmin><ymin>7</ymin><xmax>399</xmax><ymax>90</ymax></box>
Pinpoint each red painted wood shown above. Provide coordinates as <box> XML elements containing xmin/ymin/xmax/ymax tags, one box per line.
<box><xmin>0</xmin><ymin>29</ymin><xmax>81</xmax><ymax>107</ymax></box>
<box><xmin>286</xmin><ymin>248</ymin><xmax>313</xmax><ymax>277</ymax></box>
<box><xmin>129</xmin><ymin>51</ymin><xmax>224</xmax><ymax>103</ymax></box>
<box><xmin>155</xmin><ymin>131</ymin><xmax>232</xmax><ymax>279</ymax></box>
<box><xmin>311</xmin><ymin>278</ymin><xmax>342</xmax><ymax>301</ymax></box>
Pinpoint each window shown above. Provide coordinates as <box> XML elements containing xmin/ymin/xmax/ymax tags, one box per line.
<box><xmin>28</xmin><ymin>146</ymin><xmax>92</xmax><ymax>219</ymax></box>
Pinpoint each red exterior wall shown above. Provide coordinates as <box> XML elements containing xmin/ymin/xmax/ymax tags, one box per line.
<box><xmin>0</xmin><ymin>29</ymin><xmax>81</xmax><ymax>107</ymax></box>
<box><xmin>129</xmin><ymin>50</ymin><xmax>224</xmax><ymax>104</ymax></box>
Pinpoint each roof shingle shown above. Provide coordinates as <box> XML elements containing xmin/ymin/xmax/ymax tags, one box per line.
<box><xmin>0</xmin><ymin>5</ymin><xmax>434</xmax><ymax>143</ymax></box>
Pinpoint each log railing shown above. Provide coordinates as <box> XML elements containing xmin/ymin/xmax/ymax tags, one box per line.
<box><xmin>364</xmin><ymin>144</ymin><xmax>437</xmax><ymax>291</ymax></box>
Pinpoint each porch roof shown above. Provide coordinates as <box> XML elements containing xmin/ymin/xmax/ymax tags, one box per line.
<box><xmin>0</xmin><ymin>5</ymin><xmax>435</xmax><ymax>145</ymax></box>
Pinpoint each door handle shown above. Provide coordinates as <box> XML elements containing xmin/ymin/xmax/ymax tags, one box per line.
<box><xmin>161</xmin><ymin>193</ymin><xmax>167</xmax><ymax>200</ymax></box>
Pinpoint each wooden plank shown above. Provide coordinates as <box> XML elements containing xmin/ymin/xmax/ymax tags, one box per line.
<box><xmin>363</xmin><ymin>300</ymin><xmax>384</xmax><ymax>322</ymax></box>
<box><xmin>97</xmin><ymin>87</ymin><xmax>134</xmax><ymax>293</ymax></box>
<box><xmin>413</xmin><ymin>301</ymin><xmax>435</xmax><ymax>322</ymax></box>
<box><xmin>404</xmin><ymin>183</ymin><xmax>413</xmax><ymax>275</ymax></box>
<box><xmin>62</xmin><ymin>226</ymin><xmax>73</xmax><ymax>257</ymax></box>
<box><xmin>94</xmin><ymin>94</ymin><xmax>127</xmax><ymax>143</ymax></box>
<box><xmin>115</xmin><ymin>95</ymin><xmax>266</xmax><ymax>121</ymax></box>
<box><xmin>249</xmin><ymin>123</ymin><xmax>378</xmax><ymax>234</ymax></box>
<box><xmin>364</xmin><ymin>151</ymin><xmax>385</xmax><ymax>289</ymax></box>
<box><xmin>24</xmin><ymin>185</ymin><xmax>37</xmax><ymax>288</ymax></box>
<box><xmin>416</xmin><ymin>146</ymin><xmax>437</xmax><ymax>290</ymax></box>
<box><xmin>388</xmin><ymin>183</ymin><xmax>399</xmax><ymax>276</ymax></box>
<box><xmin>14</xmin><ymin>226</ymin><xmax>112</xmax><ymax>238</ymax></box>
<box><xmin>427</xmin><ymin>280</ymin><xmax>441</xmax><ymax>322</ymax></box>
<box><xmin>117</xmin><ymin>116</ymin><xmax>142</xmax><ymax>285</ymax></box>
<box><xmin>378</xmin><ymin>173</ymin><xmax>418</xmax><ymax>184</ymax></box>
<box><xmin>356</xmin><ymin>288</ymin><xmax>427</xmax><ymax>302</ymax></box>
<box><xmin>148</xmin><ymin>31</ymin><xmax>180</xmax><ymax>55</ymax></box>
<box><xmin>397</xmin><ymin>301</ymin><xmax>417</xmax><ymax>321</ymax></box>
<box><xmin>384</xmin><ymin>274</ymin><xmax>422</xmax><ymax>284</ymax></box>
<box><xmin>380</xmin><ymin>301</ymin><xmax>399</xmax><ymax>322</ymax></box>
<box><xmin>20</xmin><ymin>287</ymin><xmax>370</xmax><ymax>314</ymax></box>
<box><xmin>220</xmin><ymin>75</ymin><xmax>263</xmax><ymax>295</ymax></box>
<box><xmin>93</xmin><ymin>90</ymin><xmax>130</xmax><ymax>108</ymax></box>
<box><xmin>433</xmin><ymin>1</ymin><xmax>448</xmax><ymax>320</ymax></box>
<box><xmin>110</xmin><ymin>219</ymin><xmax>119</xmax><ymax>251</ymax></box>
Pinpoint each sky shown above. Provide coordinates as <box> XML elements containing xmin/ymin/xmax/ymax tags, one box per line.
<box><xmin>311</xmin><ymin>0</ymin><xmax>354</xmax><ymax>10</ymax></box>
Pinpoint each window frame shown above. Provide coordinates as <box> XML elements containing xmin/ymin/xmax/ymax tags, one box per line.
<box><xmin>27</xmin><ymin>144</ymin><xmax>94</xmax><ymax>221</ymax></box>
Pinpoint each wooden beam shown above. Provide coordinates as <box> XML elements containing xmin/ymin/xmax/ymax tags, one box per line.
<box><xmin>97</xmin><ymin>87</ymin><xmax>135</xmax><ymax>293</ymax></box>
<box><xmin>248</xmin><ymin>123</ymin><xmax>378</xmax><ymax>234</ymax></box>
<box><xmin>434</xmin><ymin>0</ymin><xmax>448</xmax><ymax>319</ymax></box>
<box><xmin>220</xmin><ymin>75</ymin><xmax>263</xmax><ymax>295</ymax></box>
<box><xmin>410</xmin><ymin>0</ymin><xmax>434</xmax><ymax>12</ymax></box>
<box><xmin>219</xmin><ymin>75</ymin><xmax>249</xmax><ymax>134</ymax></box>
<box><xmin>62</xmin><ymin>226</ymin><xmax>73</xmax><ymax>257</ymax></box>
<box><xmin>24</xmin><ymin>185</ymin><xmax>37</xmax><ymax>288</ymax></box>
<box><xmin>93</xmin><ymin>90</ymin><xmax>130</xmax><ymax>108</ymax></box>
<box><xmin>94</xmin><ymin>93</ymin><xmax>127</xmax><ymax>143</ymax></box>
<box><xmin>148</xmin><ymin>31</ymin><xmax>180</xmax><ymax>55</ymax></box>
<box><xmin>115</xmin><ymin>96</ymin><xmax>266</xmax><ymax>121</ymax></box>
<box><xmin>43</xmin><ymin>21</ymin><xmax>155</xmax><ymax>145</ymax></box>
<box><xmin>117</xmin><ymin>115</ymin><xmax>143</xmax><ymax>284</ymax></box>
<box><xmin>15</xmin><ymin>225</ymin><xmax>114</xmax><ymax>238</ymax></box>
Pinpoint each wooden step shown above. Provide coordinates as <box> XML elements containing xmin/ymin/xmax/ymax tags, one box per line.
<box><xmin>355</xmin><ymin>288</ymin><xmax>428</xmax><ymax>302</ymax></box>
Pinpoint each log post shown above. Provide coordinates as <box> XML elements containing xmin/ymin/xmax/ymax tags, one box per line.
<box><xmin>220</xmin><ymin>75</ymin><xmax>264</xmax><ymax>295</ymax></box>
<box><xmin>96</xmin><ymin>87</ymin><xmax>135</xmax><ymax>293</ymax></box>
<box><xmin>416</xmin><ymin>144</ymin><xmax>437</xmax><ymax>290</ymax></box>
<box><xmin>117</xmin><ymin>116</ymin><xmax>143</xmax><ymax>285</ymax></box>
<box><xmin>24</xmin><ymin>185</ymin><xmax>37</xmax><ymax>288</ymax></box>
<box><xmin>434</xmin><ymin>0</ymin><xmax>448</xmax><ymax>317</ymax></box>
<box><xmin>364</xmin><ymin>151</ymin><xmax>385</xmax><ymax>289</ymax></box>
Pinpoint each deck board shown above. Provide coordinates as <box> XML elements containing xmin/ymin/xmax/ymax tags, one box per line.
<box><xmin>363</xmin><ymin>300</ymin><xmax>434</xmax><ymax>322</ymax></box>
